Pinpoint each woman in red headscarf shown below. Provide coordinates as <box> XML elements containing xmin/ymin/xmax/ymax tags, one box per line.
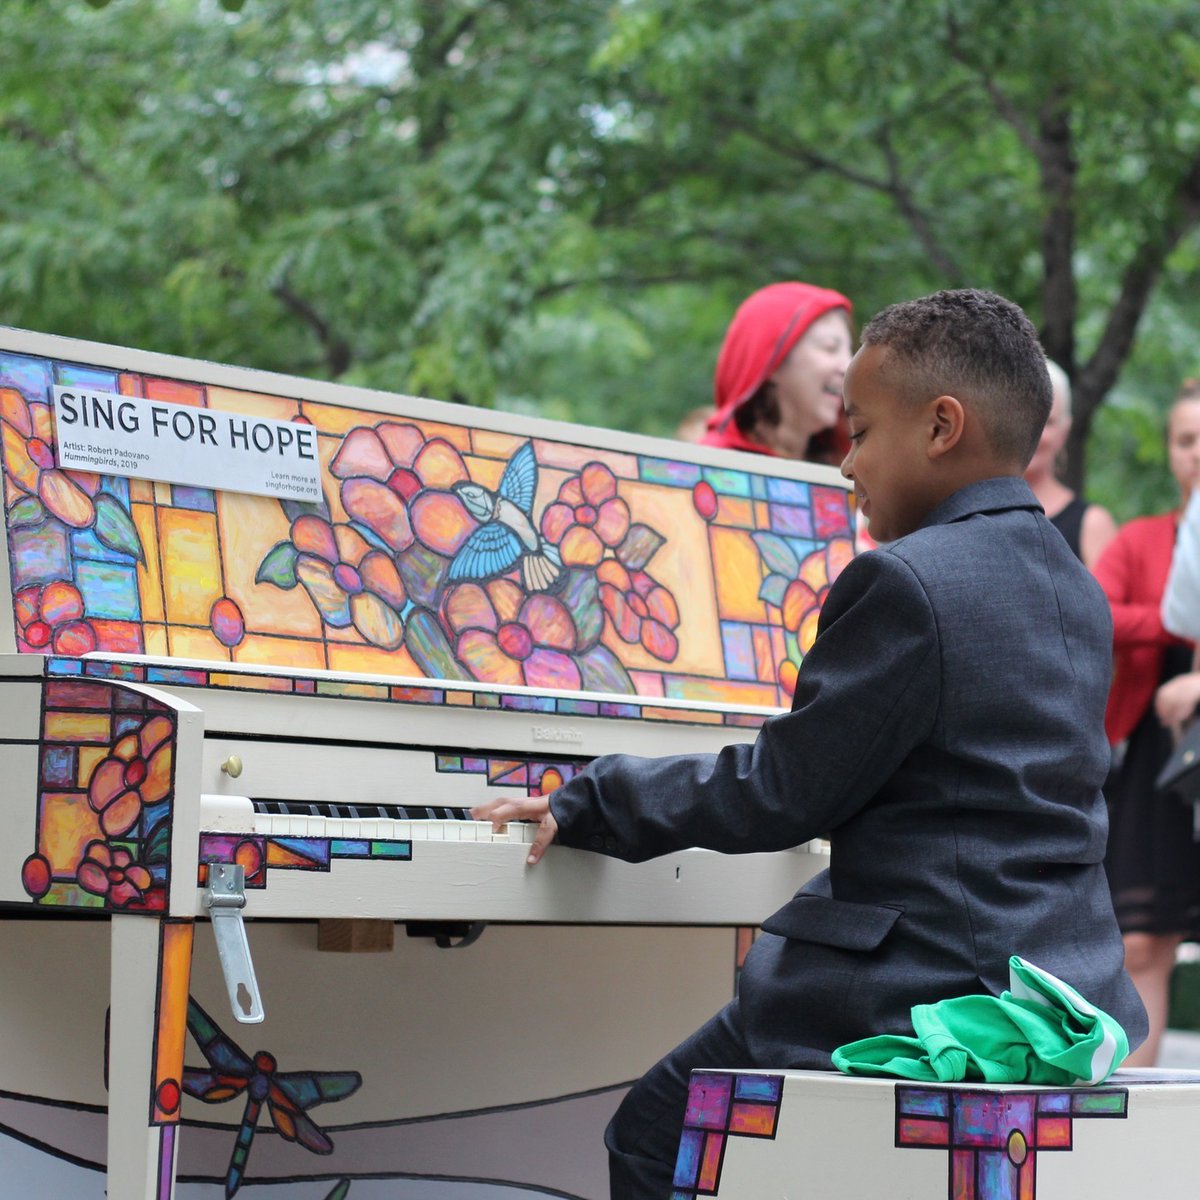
<box><xmin>701</xmin><ymin>281</ymin><xmax>854</xmax><ymax>464</ymax></box>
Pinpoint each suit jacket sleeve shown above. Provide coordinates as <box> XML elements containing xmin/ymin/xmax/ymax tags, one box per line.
<box><xmin>548</xmin><ymin>549</ymin><xmax>942</xmax><ymax>862</ymax></box>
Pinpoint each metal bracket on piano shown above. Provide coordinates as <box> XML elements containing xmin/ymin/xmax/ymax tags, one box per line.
<box><xmin>405</xmin><ymin>920</ymin><xmax>487</xmax><ymax>949</ymax></box>
<box><xmin>203</xmin><ymin>862</ymin><xmax>265</xmax><ymax>1024</ymax></box>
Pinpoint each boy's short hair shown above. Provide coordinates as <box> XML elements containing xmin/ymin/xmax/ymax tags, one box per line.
<box><xmin>860</xmin><ymin>289</ymin><xmax>1051</xmax><ymax>465</ymax></box>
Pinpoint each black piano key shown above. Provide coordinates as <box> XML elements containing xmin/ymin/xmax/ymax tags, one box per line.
<box><xmin>249</xmin><ymin>798</ymin><xmax>476</xmax><ymax>822</ymax></box>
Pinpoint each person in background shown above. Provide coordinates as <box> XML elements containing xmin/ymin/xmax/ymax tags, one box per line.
<box><xmin>1094</xmin><ymin>379</ymin><xmax>1200</xmax><ymax>1066</ymax></box>
<box><xmin>1161</xmin><ymin>383</ymin><xmax>1200</xmax><ymax>639</ymax></box>
<box><xmin>1022</xmin><ymin>359</ymin><xmax>1117</xmax><ymax>567</ymax></box>
<box><xmin>701</xmin><ymin>281</ymin><xmax>854</xmax><ymax>464</ymax></box>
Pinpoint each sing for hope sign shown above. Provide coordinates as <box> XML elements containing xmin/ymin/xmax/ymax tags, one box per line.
<box><xmin>51</xmin><ymin>386</ymin><xmax>323</xmax><ymax>503</ymax></box>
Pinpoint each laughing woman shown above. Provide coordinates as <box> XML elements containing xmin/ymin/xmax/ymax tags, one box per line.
<box><xmin>701</xmin><ymin>281</ymin><xmax>854</xmax><ymax>465</ymax></box>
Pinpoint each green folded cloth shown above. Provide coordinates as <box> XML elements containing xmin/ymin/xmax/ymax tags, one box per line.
<box><xmin>831</xmin><ymin>956</ymin><xmax>1128</xmax><ymax>1085</ymax></box>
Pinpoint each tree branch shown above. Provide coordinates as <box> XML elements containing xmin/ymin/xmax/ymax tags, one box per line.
<box><xmin>1034</xmin><ymin>89</ymin><xmax>1077</xmax><ymax>371</ymax></box>
<box><xmin>944</xmin><ymin>13</ymin><xmax>1040</xmax><ymax>158</ymax></box>
<box><xmin>1</xmin><ymin>118</ymin><xmax>104</xmax><ymax>184</ymax></box>
<box><xmin>270</xmin><ymin>277</ymin><xmax>353</xmax><ymax>377</ymax></box>
<box><xmin>876</xmin><ymin>129</ymin><xmax>965</xmax><ymax>283</ymax></box>
<box><xmin>730</xmin><ymin>116</ymin><xmax>966</xmax><ymax>282</ymax></box>
<box><xmin>1079</xmin><ymin>149</ymin><xmax>1200</xmax><ymax>402</ymax></box>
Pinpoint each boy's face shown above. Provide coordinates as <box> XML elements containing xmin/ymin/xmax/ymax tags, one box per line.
<box><xmin>840</xmin><ymin>344</ymin><xmax>940</xmax><ymax>543</ymax></box>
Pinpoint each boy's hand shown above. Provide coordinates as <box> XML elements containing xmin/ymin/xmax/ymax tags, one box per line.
<box><xmin>471</xmin><ymin>795</ymin><xmax>558</xmax><ymax>866</ymax></box>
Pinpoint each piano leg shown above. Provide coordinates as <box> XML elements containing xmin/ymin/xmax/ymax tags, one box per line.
<box><xmin>107</xmin><ymin>915</ymin><xmax>195</xmax><ymax>1200</ymax></box>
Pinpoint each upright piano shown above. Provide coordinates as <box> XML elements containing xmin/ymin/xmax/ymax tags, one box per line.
<box><xmin>0</xmin><ymin>328</ymin><xmax>852</xmax><ymax>1199</ymax></box>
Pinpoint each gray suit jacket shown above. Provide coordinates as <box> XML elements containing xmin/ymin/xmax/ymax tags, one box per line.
<box><xmin>550</xmin><ymin>477</ymin><xmax>1147</xmax><ymax>1066</ymax></box>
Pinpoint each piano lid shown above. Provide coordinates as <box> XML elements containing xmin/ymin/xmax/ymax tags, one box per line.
<box><xmin>0</xmin><ymin>325</ymin><xmax>854</xmax><ymax>716</ymax></box>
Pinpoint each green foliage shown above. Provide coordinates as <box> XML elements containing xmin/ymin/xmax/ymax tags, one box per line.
<box><xmin>9</xmin><ymin>0</ymin><xmax>1200</xmax><ymax>515</ymax></box>
<box><xmin>2</xmin><ymin>0</ymin><xmax>615</xmax><ymax>405</ymax></box>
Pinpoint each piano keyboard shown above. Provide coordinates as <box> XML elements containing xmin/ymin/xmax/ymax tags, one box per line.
<box><xmin>200</xmin><ymin>793</ymin><xmax>538</xmax><ymax>844</ymax></box>
<box><xmin>253</xmin><ymin>799</ymin><xmax>476</xmax><ymax>822</ymax></box>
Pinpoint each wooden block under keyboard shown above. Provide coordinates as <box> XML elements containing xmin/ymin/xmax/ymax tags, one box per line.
<box><xmin>317</xmin><ymin>918</ymin><xmax>395</xmax><ymax>953</ymax></box>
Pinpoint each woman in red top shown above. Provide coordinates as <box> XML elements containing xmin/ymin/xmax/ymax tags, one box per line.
<box><xmin>700</xmin><ymin>281</ymin><xmax>854</xmax><ymax>463</ymax></box>
<box><xmin>1095</xmin><ymin>381</ymin><xmax>1200</xmax><ymax>1065</ymax></box>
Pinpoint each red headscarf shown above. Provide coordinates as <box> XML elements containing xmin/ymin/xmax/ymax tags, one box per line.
<box><xmin>701</xmin><ymin>281</ymin><xmax>853</xmax><ymax>459</ymax></box>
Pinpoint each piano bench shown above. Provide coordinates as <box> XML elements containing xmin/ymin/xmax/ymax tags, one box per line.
<box><xmin>671</xmin><ymin>1066</ymin><xmax>1200</xmax><ymax>1198</ymax></box>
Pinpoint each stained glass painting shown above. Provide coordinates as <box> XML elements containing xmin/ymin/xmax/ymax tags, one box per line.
<box><xmin>2</xmin><ymin>349</ymin><xmax>853</xmax><ymax>710</ymax></box>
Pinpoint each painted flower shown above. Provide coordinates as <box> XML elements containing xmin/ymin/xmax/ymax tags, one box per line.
<box><xmin>289</xmin><ymin>514</ymin><xmax>408</xmax><ymax>650</ymax></box>
<box><xmin>329</xmin><ymin>422</ymin><xmax>471</xmax><ymax>555</ymax></box>
<box><xmin>540</xmin><ymin>462</ymin><xmax>631</xmax><ymax>568</ymax></box>
<box><xmin>14</xmin><ymin>581</ymin><xmax>97</xmax><ymax>655</ymax></box>
<box><xmin>77</xmin><ymin>840</ymin><xmax>154</xmax><ymax>908</ymax></box>
<box><xmin>1</xmin><ymin>387</ymin><xmax>100</xmax><ymax>527</ymax></box>
<box><xmin>443</xmin><ymin>578</ymin><xmax>582</xmax><ymax>689</ymax></box>
<box><xmin>88</xmin><ymin>715</ymin><xmax>175</xmax><ymax>839</ymax></box>
<box><xmin>596</xmin><ymin>560</ymin><xmax>680</xmax><ymax>662</ymax></box>
<box><xmin>780</xmin><ymin>537</ymin><xmax>855</xmax><ymax>654</ymax></box>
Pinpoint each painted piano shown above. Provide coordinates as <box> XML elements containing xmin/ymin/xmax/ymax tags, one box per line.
<box><xmin>0</xmin><ymin>328</ymin><xmax>853</xmax><ymax>1198</ymax></box>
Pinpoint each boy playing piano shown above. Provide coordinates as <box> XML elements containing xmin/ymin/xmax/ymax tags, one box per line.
<box><xmin>473</xmin><ymin>288</ymin><xmax>1146</xmax><ymax>1199</ymax></box>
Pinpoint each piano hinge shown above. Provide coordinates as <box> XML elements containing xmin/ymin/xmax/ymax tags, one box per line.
<box><xmin>405</xmin><ymin>920</ymin><xmax>487</xmax><ymax>950</ymax></box>
<box><xmin>203</xmin><ymin>863</ymin><xmax>265</xmax><ymax>1024</ymax></box>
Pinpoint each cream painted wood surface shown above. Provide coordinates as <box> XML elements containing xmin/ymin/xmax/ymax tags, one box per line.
<box><xmin>675</xmin><ymin>1067</ymin><xmax>1200</xmax><ymax>1199</ymax></box>
<box><xmin>0</xmin><ymin>917</ymin><xmax>742</xmax><ymax>1123</ymax></box>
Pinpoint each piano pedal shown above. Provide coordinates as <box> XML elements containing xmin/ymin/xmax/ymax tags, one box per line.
<box><xmin>405</xmin><ymin>920</ymin><xmax>487</xmax><ymax>950</ymax></box>
<box><xmin>203</xmin><ymin>862</ymin><xmax>265</xmax><ymax>1024</ymax></box>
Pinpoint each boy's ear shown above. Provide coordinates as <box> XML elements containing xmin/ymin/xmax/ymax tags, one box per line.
<box><xmin>927</xmin><ymin>395</ymin><xmax>965</xmax><ymax>460</ymax></box>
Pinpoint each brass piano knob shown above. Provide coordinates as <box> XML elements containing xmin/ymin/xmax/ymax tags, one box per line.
<box><xmin>220</xmin><ymin>755</ymin><xmax>244</xmax><ymax>779</ymax></box>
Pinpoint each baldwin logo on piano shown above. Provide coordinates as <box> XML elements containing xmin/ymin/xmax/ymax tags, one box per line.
<box><xmin>531</xmin><ymin>724</ymin><xmax>585</xmax><ymax>745</ymax></box>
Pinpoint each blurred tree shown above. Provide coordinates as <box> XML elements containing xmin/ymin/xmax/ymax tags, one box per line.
<box><xmin>567</xmin><ymin>0</ymin><xmax>1200</xmax><ymax>502</ymax></box>
<box><xmin>1</xmin><ymin>0</ymin><xmax>614</xmax><ymax>403</ymax></box>
<box><xmin>11</xmin><ymin>0</ymin><xmax>1200</xmax><ymax>516</ymax></box>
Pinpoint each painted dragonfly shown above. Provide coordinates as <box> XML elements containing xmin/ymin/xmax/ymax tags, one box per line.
<box><xmin>182</xmin><ymin>996</ymin><xmax>362</xmax><ymax>1198</ymax></box>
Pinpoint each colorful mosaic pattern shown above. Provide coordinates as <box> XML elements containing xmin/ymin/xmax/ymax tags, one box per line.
<box><xmin>198</xmin><ymin>832</ymin><xmax>411</xmax><ymax>890</ymax></box>
<box><xmin>435</xmin><ymin>751</ymin><xmax>585</xmax><ymax>796</ymax></box>
<box><xmin>2</xmin><ymin>349</ymin><xmax>853</xmax><ymax>710</ymax></box>
<box><xmin>672</xmin><ymin>1070</ymin><xmax>784</xmax><ymax>1198</ymax></box>
<box><xmin>151</xmin><ymin>920</ymin><xmax>194</xmax><ymax>1128</ymax></box>
<box><xmin>896</xmin><ymin>1084</ymin><xmax>1129</xmax><ymax>1199</ymax></box>
<box><xmin>19</xmin><ymin>676</ymin><xmax>176</xmax><ymax>910</ymax></box>
<box><xmin>45</xmin><ymin>654</ymin><xmax>771</xmax><ymax>730</ymax></box>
